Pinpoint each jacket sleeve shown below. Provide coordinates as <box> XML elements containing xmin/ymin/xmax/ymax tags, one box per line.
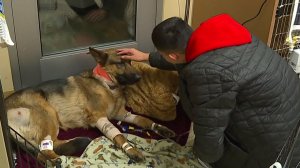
<box><xmin>148</xmin><ymin>52</ymin><xmax>177</xmax><ymax>70</ymax></box>
<box><xmin>186</xmin><ymin>68</ymin><xmax>237</xmax><ymax>163</ymax></box>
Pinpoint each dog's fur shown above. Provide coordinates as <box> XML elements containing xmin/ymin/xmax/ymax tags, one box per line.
<box><xmin>5</xmin><ymin>47</ymin><xmax>175</xmax><ymax>163</ymax></box>
<box><xmin>99</xmin><ymin>49</ymin><xmax>179</xmax><ymax>121</ymax></box>
<box><xmin>125</xmin><ymin>61</ymin><xmax>179</xmax><ymax>121</ymax></box>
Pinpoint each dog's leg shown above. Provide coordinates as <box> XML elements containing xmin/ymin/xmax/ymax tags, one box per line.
<box><xmin>37</xmin><ymin>136</ymin><xmax>92</xmax><ymax>163</ymax></box>
<box><xmin>95</xmin><ymin>117</ymin><xmax>144</xmax><ymax>162</ymax></box>
<box><xmin>32</xmin><ymin>97</ymin><xmax>91</xmax><ymax>162</ymax></box>
<box><xmin>7</xmin><ymin>103</ymin><xmax>62</xmax><ymax>163</ymax></box>
<box><xmin>115</xmin><ymin>109</ymin><xmax>176</xmax><ymax>138</ymax></box>
<box><xmin>36</xmin><ymin>135</ymin><xmax>60</xmax><ymax>163</ymax></box>
<box><xmin>37</xmin><ymin>150</ymin><xmax>60</xmax><ymax>163</ymax></box>
<box><xmin>53</xmin><ymin>138</ymin><xmax>92</xmax><ymax>156</ymax></box>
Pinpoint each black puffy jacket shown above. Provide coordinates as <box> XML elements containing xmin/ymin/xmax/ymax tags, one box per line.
<box><xmin>149</xmin><ymin>14</ymin><xmax>300</xmax><ymax>168</ymax></box>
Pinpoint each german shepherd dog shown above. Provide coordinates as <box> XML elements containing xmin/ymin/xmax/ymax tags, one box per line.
<box><xmin>5</xmin><ymin>47</ymin><xmax>175</xmax><ymax>162</ymax></box>
<box><xmin>91</xmin><ymin>49</ymin><xmax>179</xmax><ymax>122</ymax></box>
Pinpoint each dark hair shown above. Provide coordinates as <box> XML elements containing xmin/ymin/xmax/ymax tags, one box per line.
<box><xmin>152</xmin><ymin>17</ymin><xmax>193</xmax><ymax>53</ymax></box>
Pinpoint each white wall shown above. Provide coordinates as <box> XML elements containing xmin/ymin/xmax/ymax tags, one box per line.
<box><xmin>0</xmin><ymin>47</ymin><xmax>14</xmax><ymax>92</ymax></box>
<box><xmin>0</xmin><ymin>46</ymin><xmax>13</xmax><ymax>167</ymax></box>
<box><xmin>162</xmin><ymin>0</ymin><xmax>193</xmax><ymax>24</ymax></box>
<box><xmin>163</xmin><ymin>0</ymin><xmax>186</xmax><ymax>19</ymax></box>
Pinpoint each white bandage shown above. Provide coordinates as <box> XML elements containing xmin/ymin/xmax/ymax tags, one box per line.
<box><xmin>96</xmin><ymin>117</ymin><xmax>122</xmax><ymax>140</ymax></box>
<box><xmin>125</xmin><ymin>146</ymin><xmax>133</xmax><ymax>151</ymax></box>
<box><xmin>39</xmin><ymin>139</ymin><xmax>53</xmax><ymax>151</ymax></box>
<box><xmin>122</xmin><ymin>112</ymin><xmax>137</xmax><ymax>123</ymax></box>
<box><xmin>151</xmin><ymin>123</ymin><xmax>156</xmax><ymax>130</ymax></box>
<box><xmin>121</xmin><ymin>142</ymin><xmax>133</xmax><ymax>151</ymax></box>
<box><xmin>122</xmin><ymin>142</ymin><xmax>129</xmax><ymax>149</ymax></box>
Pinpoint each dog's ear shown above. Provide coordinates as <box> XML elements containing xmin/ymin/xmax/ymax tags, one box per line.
<box><xmin>89</xmin><ymin>47</ymin><xmax>109</xmax><ymax>66</ymax></box>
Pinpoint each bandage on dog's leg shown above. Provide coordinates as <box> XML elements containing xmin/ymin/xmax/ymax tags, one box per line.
<box><xmin>96</xmin><ymin>118</ymin><xmax>133</xmax><ymax>151</ymax></box>
<box><xmin>118</xmin><ymin>111</ymin><xmax>154</xmax><ymax>130</ymax></box>
<box><xmin>114</xmin><ymin>136</ymin><xmax>133</xmax><ymax>152</ymax></box>
<box><xmin>95</xmin><ymin>117</ymin><xmax>144</xmax><ymax>161</ymax></box>
<box><xmin>96</xmin><ymin>118</ymin><xmax>127</xmax><ymax>150</ymax></box>
<box><xmin>116</xmin><ymin>111</ymin><xmax>176</xmax><ymax>138</ymax></box>
<box><xmin>96</xmin><ymin>117</ymin><xmax>122</xmax><ymax>140</ymax></box>
<box><xmin>122</xmin><ymin>112</ymin><xmax>138</xmax><ymax>123</ymax></box>
<box><xmin>114</xmin><ymin>134</ymin><xmax>145</xmax><ymax>162</ymax></box>
<box><xmin>122</xmin><ymin>142</ymin><xmax>133</xmax><ymax>151</ymax></box>
<box><xmin>151</xmin><ymin>123</ymin><xmax>156</xmax><ymax>130</ymax></box>
<box><xmin>37</xmin><ymin>137</ymin><xmax>59</xmax><ymax>162</ymax></box>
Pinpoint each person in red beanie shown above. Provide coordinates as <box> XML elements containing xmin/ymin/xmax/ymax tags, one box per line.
<box><xmin>117</xmin><ymin>14</ymin><xmax>300</xmax><ymax>168</ymax></box>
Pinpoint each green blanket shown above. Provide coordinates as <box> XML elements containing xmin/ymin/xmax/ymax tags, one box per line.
<box><xmin>54</xmin><ymin>134</ymin><xmax>204</xmax><ymax>168</ymax></box>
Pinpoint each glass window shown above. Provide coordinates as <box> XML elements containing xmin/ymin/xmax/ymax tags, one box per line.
<box><xmin>38</xmin><ymin>0</ymin><xmax>136</xmax><ymax>56</ymax></box>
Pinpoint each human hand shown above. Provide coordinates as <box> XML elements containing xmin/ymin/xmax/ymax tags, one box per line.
<box><xmin>116</xmin><ymin>48</ymin><xmax>149</xmax><ymax>62</ymax></box>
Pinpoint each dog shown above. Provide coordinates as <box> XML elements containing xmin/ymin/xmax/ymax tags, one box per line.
<box><xmin>124</xmin><ymin>61</ymin><xmax>179</xmax><ymax>121</ymax></box>
<box><xmin>92</xmin><ymin>49</ymin><xmax>180</xmax><ymax>121</ymax></box>
<box><xmin>5</xmin><ymin>47</ymin><xmax>175</xmax><ymax>163</ymax></box>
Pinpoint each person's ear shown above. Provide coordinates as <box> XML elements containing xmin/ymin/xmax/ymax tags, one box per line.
<box><xmin>168</xmin><ymin>53</ymin><xmax>178</xmax><ymax>61</ymax></box>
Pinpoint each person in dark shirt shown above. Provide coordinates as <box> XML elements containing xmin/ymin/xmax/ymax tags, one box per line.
<box><xmin>116</xmin><ymin>14</ymin><xmax>300</xmax><ymax>168</ymax></box>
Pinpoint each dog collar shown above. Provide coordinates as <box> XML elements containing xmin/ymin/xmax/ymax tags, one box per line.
<box><xmin>93</xmin><ymin>64</ymin><xmax>112</xmax><ymax>81</ymax></box>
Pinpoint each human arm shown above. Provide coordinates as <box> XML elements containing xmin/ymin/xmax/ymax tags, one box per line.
<box><xmin>116</xmin><ymin>48</ymin><xmax>149</xmax><ymax>61</ymax></box>
<box><xmin>117</xmin><ymin>48</ymin><xmax>176</xmax><ymax>70</ymax></box>
<box><xmin>186</xmin><ymin>68</ymin><xmax>237</xmax><ymax>163</ymax></box>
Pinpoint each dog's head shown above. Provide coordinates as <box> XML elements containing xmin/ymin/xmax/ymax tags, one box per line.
<box><xmin>88</xmin><ymin>47</ymin><xmax>141</xmax><ymax>85</ymax></box>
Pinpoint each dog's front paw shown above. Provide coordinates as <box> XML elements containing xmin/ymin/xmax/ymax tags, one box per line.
<box><xmin>152</xmin><ymin>123</ymin><xmax>176</xmax><ymax>138</ymax></box>
<box><xmin>125</xmin><ymin>147</ymin><xmax>145</xmax><ymax>162</ymax></box>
